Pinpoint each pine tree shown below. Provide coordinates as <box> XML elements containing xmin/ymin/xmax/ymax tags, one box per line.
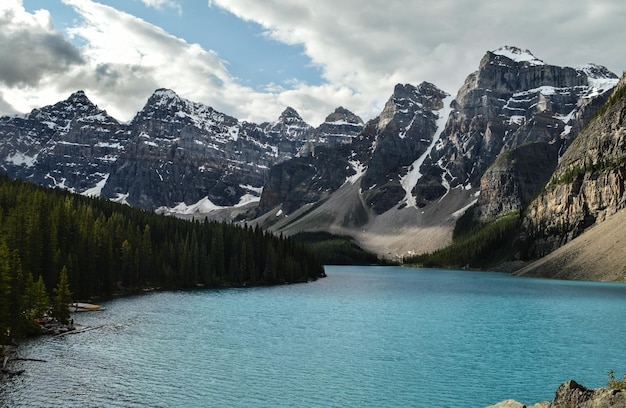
<box><xmin>7</xmin><ymin>249</ymin><xmax>26</xmax><ymax>338</ymax></box>
<box><xmin>30</xmin><ymin>275</ymin><xmax>50</xmax><ymax>320</ymax></box>
<box><xmin>0</xmin><ymin>241</ymin><xmax>11</xmax><ymax>344</ymax></box>
<box><xmin>52</xmin><ymin>266</ymin><xmax>72</xmax><ymax>325</ymax></box>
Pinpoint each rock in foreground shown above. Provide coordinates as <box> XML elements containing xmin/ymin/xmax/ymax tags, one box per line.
<box><xmin>488</xmin><ymin>380</ymin><xmax>626</xmax><ymax>408</ymax></box>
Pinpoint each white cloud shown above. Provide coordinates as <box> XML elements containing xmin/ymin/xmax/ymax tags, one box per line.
<box><xmin>0</xmin><ymin>2</ymin><xmax>83</xmax><ymax>87</ymax></box>
<box><xmin>0</xmin><ymin>0</ymin><xmax>276</xmax><ymax>123</ymax></box>
<box><xmin>210</xmin><ymin>0</ymin><xmax>626</xmax><ymax>122</ymax></box>
<box><xmin>0</xmin><ymin>90</ymin><xmax>18</xmax><ymax>115</ymax></box>
<box><xmin>139</xmin><ymin>0</ymin><xmax>182</xmax><ymax>15</ymax></box>
<box><xmin>1</xmin><ymin>0</ymin><xmax>624</xmax><ymax>128</ymax></box>
<box><xmin>59</xmin><ymin>0</ymin><xmax>290</xmax><ymax>122</ymax></box>
<box><xmin>0</xmin><ymin>0</ymin><xmax>363</xmax><ymax>125</ymax></box>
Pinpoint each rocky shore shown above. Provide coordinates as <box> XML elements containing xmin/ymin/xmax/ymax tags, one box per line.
<box><xmin>488</xmin><ymin>380</ymin><xmax>626</xmax><ymax>408</ymax></box>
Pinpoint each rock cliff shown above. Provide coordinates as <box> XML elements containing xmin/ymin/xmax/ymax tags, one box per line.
<box><xmin>256</xmin><ymin>81</ymin><xmax>449</xmax><ymax>217</ymax></box>
<box><xmin>522</xmin><ymin>73</ymin><xmax>626</xmax><ymax>258</ymax></box>
<box><xmin>515</xmin><ymin>206</ymin><xmax>626</xmax><ymax>281</ymax></box>
<box><xmin>0</xmin><ymin>90</ymin><xmax>126</xmax><ymax>193</ymax></box>
<box><xmin>420</xmin><ymin>46</ymin><xmax>617</xmax><ymax>219</ymax></box>
<box><xmin>361</xmin><ymin>82</ymin><xmax>448</xmax><ymax>214</ymax></box>
<box><xmin>255</xmin><ymin>144</ymin><xmax>355</xmax><ymax>216</ymax></box>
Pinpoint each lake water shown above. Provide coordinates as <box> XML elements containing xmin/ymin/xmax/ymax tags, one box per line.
<box><xmin>3</xmin><ymin>266</ymin><xmax>626</xmax><ymax>407</ymax></box>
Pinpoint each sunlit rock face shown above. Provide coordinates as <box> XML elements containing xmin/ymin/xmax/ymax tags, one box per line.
<box><xmin>419</xmin><ymin>46</ymin><xmax>618</xmax><ymax>217</ymax></box>
<box><xmin>523</xmin><ymin>73</ymin><xmax>626</xmax><ymax>256</ymax></box>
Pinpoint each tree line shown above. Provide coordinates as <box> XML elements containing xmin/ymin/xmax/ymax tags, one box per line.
<box><xmin>404</xmin><ymin>209</ymin><xmax>521</xmax><ymax>269</ymax></box>
<box><xmin>0</xmin><ymin>175</ymin><xmax>325</xmax><ymax>343</ymax></box>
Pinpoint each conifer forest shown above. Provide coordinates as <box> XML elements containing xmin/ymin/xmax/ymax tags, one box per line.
<box><xmin>0</xmin><ymin>176</ymin><xmax>325</xmax><ymax>342</ymax></box>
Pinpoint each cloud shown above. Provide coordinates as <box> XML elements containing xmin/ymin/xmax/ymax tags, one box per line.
<box><xmin>138</xmin><ymin>0</ymin><xmax>182</xmax><ymax>15</ymax></box>
<box><xmin>1</xmin><ymin>0</ymin><xmax>624</xmax><ymax>128</ymax></box>
<box><xmin>0</xmin><ymin>0</ymin><xmax>271</xmax><ymax>122</ymax></box>
<box><xmin>0</xmin><ymin>3</ymin><xmax>83</xmax><ymax>87</ymax></box>
<box><xmin>57</xmin><ymin>0</ymin><xmax>268</xmax><ymax>121</ymax></box>
<box><xmin>0</xmin><ymin>90</ymin><xmax>18</xmax><ymax>116</ymax></box>
<box><xmin>51</xmin><ymin>0</ymin><xmax>361</xmax><ymax>125</ymax></box>
<box><xmin>210</xmin><ymin>0</ymin><xmax>626</xmax><ymax>119</ymax></box>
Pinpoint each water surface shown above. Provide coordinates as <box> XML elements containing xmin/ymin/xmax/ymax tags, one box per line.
<box><xmin>3</xmin><ymin>266</ymin><xmax>626</xmax><ymax>407</ymax></box>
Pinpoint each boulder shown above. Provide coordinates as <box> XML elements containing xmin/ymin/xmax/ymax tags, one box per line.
<box><xmin>486</xmin><ymin>399</ymin><xmax>550</xmax><ymax>408</ymax></box>
<box><xmin>550</xmin><ymin>380</ymin><xmax>626</xmax><ymax>408</ymax></box>
<box><xmin>489</xmin><ymin>380</ymin><xmax>626</xmax><ymax>408</ymax></box>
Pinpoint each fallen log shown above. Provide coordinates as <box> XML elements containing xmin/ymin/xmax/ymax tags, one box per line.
<box><xmin>55</xmin><ymin>325</ymin><xmax>102</xmax><ymax>337</ymax></box>
<box><xmin>14</xmin><ymin>357</ymin><xmax>47</xmax><ymax>363</ymax></box>
<box><xmin>1</xmin><ymin>367</ymin><xmax>25</xmax><ymax>376</ymax></box>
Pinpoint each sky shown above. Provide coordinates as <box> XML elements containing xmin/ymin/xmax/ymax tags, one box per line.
<box><xmin>1</xmin><ymin>0</ymin><xmax>625</xmax><ymax>126</ymax></box>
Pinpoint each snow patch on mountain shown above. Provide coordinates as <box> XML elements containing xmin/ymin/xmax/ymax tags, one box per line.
<box><xmin>112</xmin><ymin>193</ymin><xmax>130</xmax><ymax>205</ymax></box>
<box><xmin>172</xmin><ymin>197</ymin><xmax>225</xmax><ymax>214</ymax></box>
<box><xmin>452</xmin><ymin>199</ymin><xmax>478</xmax><ymax>218</ymax></box>
<box><xmin>95</xmin><ymin>142</ymin><xmax>124</xmax><ymax>149</ymax></box>
<box><xmin>345</xmin><ymin>160</ymin><xmax>366</xmax><ymax>185</ymax></box>
<box><xmin>82</xmin><ymin>173</ymin><xmax>110</xmax><ymax>197</ymax></box>
<box><xmin>492</xmin><ymin>46</ymin><xmax>545</xmax><ymax>66</ymax></box>
<box><xmin>5</xmin><ymin>152</ymin><xmax>38</xmax><ymax>167</ymax></box>
<box><xmin>240</xmin><ymin>184</ymin><xmax>263</xmax><ymax>195</ymax></box>
<box><xmin>400</xmin><ymin>94</ymin><xmax>453</xmax><ymax>208</ymax></box>
<box><xmin>236</xmin><ymin>193</ymin><xmax>261</xmax><ymax>207</ymax></box>
<box><xmin>156</xmin><ymin>190</ymin><xmax>262</xmax><ymax>217</ymax></box>
<box><xmin>586</xmin><ymin>79</ymin><xmax>619</xmax><ymax>98</ymax></box>
<box><xmin>44</xmin><ymin>173</ymin><xmax>74</xmax><ymax>192</ymax></box>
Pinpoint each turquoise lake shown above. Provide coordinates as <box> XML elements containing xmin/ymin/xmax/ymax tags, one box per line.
<box><xmin>2</xmin><ymin>266</ymin><xmax>626</xmax><ymax>407</ymax></box>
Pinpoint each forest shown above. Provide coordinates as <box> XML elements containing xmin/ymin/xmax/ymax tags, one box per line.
<box><xmin>0</xmin><ymin>175</ymin><xmax>325</xmax><ymax>343</ymax></box>
<box><xmin>404</xmin><ymin>208</ymin><xmax>522</xmax><ymax>269</ymax></box>
<box><xmin>291</xmin><ymin>231</ymin><xmax>385</xmax><ymax>265</ymax></box>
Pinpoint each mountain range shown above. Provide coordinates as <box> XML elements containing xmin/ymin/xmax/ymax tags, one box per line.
<box><xmin>1</xmin><ymin>46</ymin><xmax>623</xmax><ymax>278</ymax></box>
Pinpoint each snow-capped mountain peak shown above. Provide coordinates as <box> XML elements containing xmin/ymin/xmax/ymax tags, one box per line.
<box><xmin>278</xmin><ymin>107</ymin><xmax>304</xmax><ymax>124</ymax></box>
<box><xmin>578</xmin><ymin>63</ymin><xmax>619</xmax><ymax>79</ymax></box>
<box><xmin>321</xmin><ymin>107</ymin><xmax>364</xmax><ymax>126</ymax></box>
<box><xmin>492</xmin><ymin>45</ymin><xmax>545</xmax><ymax>66</ymax></box>
<box><xmin>27</xmin><ymin>90</ymin><xmax>116</xmax><ymax>130</ymax></box>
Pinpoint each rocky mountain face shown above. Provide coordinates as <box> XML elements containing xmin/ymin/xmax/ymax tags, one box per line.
<box><xmin>522</xmin><ymin>73</ymin><xmax>626</xmax><ymax>257</ymax></box>
<box><xmin>315</xmin><ymin>106</ymin><xmax>364</xmax><ymax>144</ymax></box>
<box><xmin>103</xmin><ymin>89</ymin><xmax>271</xmax><ymax>210</ymax></box>
<box><xmin>419</xmin><ymin>47</ymin><xmax>617</xmax><ymax>220</ymax></box>
<box><xmin>255</xmin><ymin>144</ymin><xmax>355</xmax><ymax>216</ymax></box>
<box><xmin>0</xmin><ymin>91</ymin><xmax>125</xmax><ymax>193</ymax></box>
<box><xmin>360</xmin><ymin>82</ymin><xmax>448</xmax><ymax>213</ymax></box>
<box><xmin>0</xmin><ymin>88</ymin><xmax>364</xmax><ymax>214</ymax></box>
<box><xmin>257</xmin><ymin>82</ymin><xmax>449</xmax><ymax>217</ymax></box>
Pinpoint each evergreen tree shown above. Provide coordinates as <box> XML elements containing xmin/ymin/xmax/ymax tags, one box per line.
<box><xmin>52</xmin><ymin>266</ymin><xmax>72</xmax><ymax>325</ymax></box>
<box><xmin>0</xmin><ymin>241</ymin><xmax>11</xmax><ymax>343</ymax></box>
<box><xmin>7</xmin><ymin>249</ymin><xmax>26</xmax><ymax>338</ymax></box>
<box><xmin>29</xmin><ymin>275</ymin><xmax>50</xmax><ymax>320</ymax></box>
